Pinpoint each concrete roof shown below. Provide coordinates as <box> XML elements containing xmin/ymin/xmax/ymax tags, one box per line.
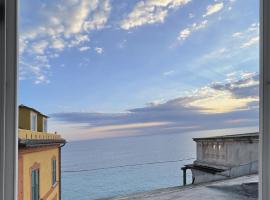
<box><xmin>193</xmin><ymin>132</ymin><xmax>259</xmax><ymax>142</ymax></box>
<box><xmin>109</xmin><ymin>175</ymin><xmax>258</xmax><ymax>200</ymax></box>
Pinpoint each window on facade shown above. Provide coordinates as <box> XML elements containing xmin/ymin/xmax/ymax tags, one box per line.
<box><xmin>31</xmin><ymin>169</ymin><xmax>39</xmax><ymax>200</ymax></box>
<box><xmin>30</xmin><ymin>112</ymin><xmax>37</xmax><ymax>132</ymax></box>
<box><xmin>43</xmin><ymin>118</ymin><xmax>48</xmax><ymax>132</ymax></box>
<box><xmin>52</xmin><ymin>159</ymin><xmax>57</xmax><ymax>185</ymax></box>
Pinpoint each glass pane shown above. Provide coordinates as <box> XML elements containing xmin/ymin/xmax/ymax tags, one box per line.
<box><xmin>19</xmin><ymin>0</ymin><xmax>259</xmax><ymax>200</ymax></box>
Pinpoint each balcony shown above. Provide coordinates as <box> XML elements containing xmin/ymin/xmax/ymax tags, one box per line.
<box><xmin>18</xmin><ymin>129</ymin><xmax>66</xmax><ymax>147</ymax></box>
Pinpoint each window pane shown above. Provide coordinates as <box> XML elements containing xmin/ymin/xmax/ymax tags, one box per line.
<box><xmin>31</xmin><ymin>113</ymin><xmax>37</xmax><ymax>131</ymax></box>
<box><xmin>43</xmin><ymin>119</ymin><xmax>47</xmax><ymax>132</ymax></box>
<box><xmin>19</xmin><ymin>0</ymin><xmax>259</xmax><ymax>199</ymax></box>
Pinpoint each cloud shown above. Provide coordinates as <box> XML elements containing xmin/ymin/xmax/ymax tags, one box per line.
<box><xmin>241</xmin><ymin>36</ymin><xmax>259</xmax><ymax>48</ymax></box>
<box><xmin>95</xmin><ymin>47</ymin><xmax>104</xmax><ymax>54</ymax></box>
<box><xmin>203</xmin><ymin>2</ymin><xmax>224</xmax><ymax>17</ymax></box>
<box><xmin>230</xmin><ymin>23</ymin><xmax>259</xmax><ymax>48</ymax></box>
<box><xmin>163</xmin><ymin>70</ymin><xmax>176</xmax><ymax>76</ymax></box>
<box><xmin>20</xmin><ymin>0</ymin><xmax>111</xmax><ymax>83</ymax></box>
<box><xmin>51</xmin><ymin>72</ymin><xmax>259</xmax><ymax>139</ymax></box>
<box><xmin>232</xmin><ymin>32</ymin><xmax>242</xmax><ymax>37</ymax></box>
<box><xmin>120</xmin><ymin>0</ymin><xmax>191</xmax><ymax>30</ymax></box>
<box><xmin>79</xmin><ymin>46</ymin><xmax>91</xmax><ymax>51</ymax></box>
<box><xmin>32</xmin><ymin>40</ymin><xmax>49</xmax><ymax>55</ymax></box>
<box><xmin>178</xmin><ymin>20</ymin><xmax>208</xmax><ymax>41</ymax></box>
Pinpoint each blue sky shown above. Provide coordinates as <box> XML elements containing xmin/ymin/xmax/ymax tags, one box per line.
<box><xmin>19</xmin><ymin>0</ymin><xmax>259</xmax><ymax>140</ymax></box>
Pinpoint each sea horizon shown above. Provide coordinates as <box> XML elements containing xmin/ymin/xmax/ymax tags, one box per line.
<box><xmin>61</xmin><ymin>126</ymin><xmax>258</xmax><ymax>200</ymax></box>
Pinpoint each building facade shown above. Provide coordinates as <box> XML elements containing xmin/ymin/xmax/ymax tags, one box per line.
<box><xmin>182</xmin><ymin>133</ymin><xmax>259</xmax><ymax>185</ymax></box>
<box><xmin>18</xmin><ymin>105</ymin><xmax>66</xmax><ymax>200</ymax></box>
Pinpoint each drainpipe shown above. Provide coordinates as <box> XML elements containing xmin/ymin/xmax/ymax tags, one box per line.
<box><xmin>59</xmin><ymin>142</ymin><xmax>66</xmax><ymax>200</ymax></box>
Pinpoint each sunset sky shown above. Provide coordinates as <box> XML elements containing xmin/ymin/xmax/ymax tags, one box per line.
<box><xmin>19</xmin><ymin>0</ymin><xmax>259</xmax><ymax>140</ymax></box>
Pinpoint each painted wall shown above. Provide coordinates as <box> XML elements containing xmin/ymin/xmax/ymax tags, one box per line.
<box><xmin>19</xmin><ymin>107</ymin><xmax>30</xmax><ymax>130</ymax></box>
<box><xmin>18</xmin><ymin>146</ymin><xmax>60</xmax><ymax>200</ymax></box>
<box><xmin>19</xmin><ymin>107</ymin><xmax>47</xmax><ymax>132</ymax></box>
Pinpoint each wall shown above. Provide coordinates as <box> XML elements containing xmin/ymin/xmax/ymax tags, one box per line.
<box><xmin>19</xmin><ymin>107</ymin><xmax>47</xmax><ymax>132</ymax></box>
<box><xmin>19</xmin><ymin>108</ymin><xmax>30</xmax><ymax>130</ymax></box>
<box><xmin>191</xmin><ymin>161</ymin><xmax>258</xmax><ymax>184</ymax></box>
<box><xmin>196</xmin><ymin>138</ymin><xmax>259</xmax><ymax>168</ymax></box>
<box><xmin>18</xmin><ymin>145</ymin><xmax>60</xmax><ymax>200</ymax></box>
<box><xmin>37</xmin><ymin>114</ymin><xmax>44</xmax><ymax>132</ymax></box>
<box><xmin>191</xmin><ymin>137</ymin><xmax>259</xmax><ymax>184</ymax></box>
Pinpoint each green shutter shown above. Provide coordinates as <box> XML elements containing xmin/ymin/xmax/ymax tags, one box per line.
<box><xmin>31</xmin><ymin>169</ymin><xmax>39</xmax><ymax>200</ymax></box>
<box><xmin>52</xmin><ymin>159</ymin><xmax>57</xmax><ymax>185</ymax></box>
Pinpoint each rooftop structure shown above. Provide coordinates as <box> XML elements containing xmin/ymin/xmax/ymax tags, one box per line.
<box><xmin>182</xmin><ymin>132</ymin><xmax>259</xmax><ymax>185</ymax></box>
<box><xmin>110</xmin><ymin>175</ymin><xmax>258</xmax><ymax>200</ymax></box>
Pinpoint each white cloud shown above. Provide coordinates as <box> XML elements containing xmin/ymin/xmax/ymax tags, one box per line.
<box><xmin>68</xmin><ymin>34</ymin><xmax>90</xmax><ymax>48</ymax></box>
<box><xmin>186</xmin><ymin>73</ymin><xmax>259</xmax><ymax>113</ymax></box>
<box><xmin>232</xmin><ymin>32</ymin><xmax>242</xmax><ymax>37</ymax></box>
<box><xmin>35</xmin><ymin>75</ymin><xmax>50</xmax><ymax>84</ymax></box>
<box><xmin>79</xmin><ymin>46</ymin><xmax>91</xmax><ymax>51</ymax></box>
<box><xmin>83</xmin><ymin>0</ymin><xmax>111</xmax><ymax>31</ymax></box>
<box><xmin>32</xmin><ymin>41</ymin><xmax>49</xmax><ymax>55</ymax></box>
<box><xmin>203</xmin><ymin>2</ymin><xmax>224</xmax><ymax>17</ymax></box>
<box><xmin>95</xmin><ymin>47</ymin><xmax>104</xmax><ymax>54</ymax></box>
<box><xmin>20</xmin><ymin>0</ymin><xmax>111</xmax><ymax>84</ymax></box>
<box><xmin>178</xmin><ymin>20</ymin><xmax>208</xmax><ymax>41</ymax></box>
<box><xmin>51</xmin><ymin>38</ymin><xmax>65</xmax><ymax>50</ymax></box>
<box><xmin>187</xmin><ymin>87</ymin><xmax>257</xmax><ymax>113</ymax></box>
<box><xmin>120</xmin><ymin>0</ymin><xmax>191</xmax><ymax>30</ymax></box>
<box><xmin>163</xmin><ymin>70</ymin><xmax>176</xmax><ymax>76</ymax></box>
<box><xmin>241</xmin><ymin>36</ymin><xmax>259</xmax><ymax>48</ymax></box>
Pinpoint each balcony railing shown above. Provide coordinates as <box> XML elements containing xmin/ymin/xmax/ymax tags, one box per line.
<box><xmin>19</xmin><ymin>129</ymin><xmax>62</xmax><ymax>140</ymax></box>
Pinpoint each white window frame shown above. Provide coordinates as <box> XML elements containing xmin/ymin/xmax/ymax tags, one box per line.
<box><xmin>0</xmin><ymin>0</ymin><xmax>18</xmax><ymax>200</ymax></box>
<box><xmin>0</xmin><ymin>0</ymin><xmax>269</xmax><ymax>200</ymax></box>
<box><xmin>43</xmin><ymin>118</ymin><xmax>47</xmax><ymax>132</ymax></box>
<box><xmin>259</xmin><ymin>0</ymin><xmax>270</xmax><ymax>199</ymax></box>
<box><xmin>30</xmin><ymin>112</ymin><xmax>37</xmax><ymax>132</ymax></box>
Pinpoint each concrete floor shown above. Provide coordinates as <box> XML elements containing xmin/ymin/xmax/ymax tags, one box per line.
<box><xmin>108</xmin><ymin>175</ymin><xmax>258</xmax><ymax>200</ymax></box>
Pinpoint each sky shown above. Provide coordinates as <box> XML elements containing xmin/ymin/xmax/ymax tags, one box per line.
<box><xmin>19</xmin><ymin>0</ymin><xmax>259</xmax><ymax>141</ymax></box>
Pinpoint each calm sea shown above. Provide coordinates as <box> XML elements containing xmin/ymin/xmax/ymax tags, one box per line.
<box><xmin>61</xmin><ymin>127</ymin><xmax>257</xmax><ymax>200</ymax></box>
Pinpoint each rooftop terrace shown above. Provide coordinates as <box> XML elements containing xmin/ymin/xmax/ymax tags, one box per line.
<box><xmin>109</xmin><ymin>175</ymin><xmax>258</xmax><ymax>200</ymax></box>
<box><xmin>18</xmin><ymin>129</ymin><xmax>66</xmax><ymax>147</ymax></box>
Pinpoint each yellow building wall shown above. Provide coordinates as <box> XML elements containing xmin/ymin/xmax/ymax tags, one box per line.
<box><xmin>19</xmin><ymin>146</ymin><xmax>60</xmax><ymax>200</ymax></box>
<box><xmin>37</xmin><ymin>114</ymin><xmax>44</xmax><ymax>132</ymax></box>
<box><xmin>19</xmin><ymin>108</ymin><xmax>30</xmax><ymax>130</ymax></box>
<box><xmin>19</xmin><ymin>107</ymin><xmax>47</xmax><ymax>132</ymax></box>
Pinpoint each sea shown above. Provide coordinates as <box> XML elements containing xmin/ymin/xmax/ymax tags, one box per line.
<box><xmin>61</xmin><ymin>127</ymin><xmax>257</xmax><ymax>200</ymax></box>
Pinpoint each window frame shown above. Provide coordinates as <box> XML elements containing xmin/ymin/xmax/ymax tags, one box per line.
<box><xmin>52</xmin><ymin>158</ymin><xmax>57</xmax><ymax>186</ymax></box>
<box><xmin>0</xmin><ymin>0</ymin><xmax>18</xmax><ymax>199</ymax></box>
<box><xmin>43</xmin><ymin>118</ymin><xmax>48</xmax><ymax>133</ymax></box>
<box><xmin>259</xmin><ymin>0</ymin><xmax>270</xmax><ymax>199</ymax></box>
<box><xmin>30</xmin><ymin>112</ymin><xmax>37</xmax><ymax>132</ymax></box>
<box><xmin>31</xmin><ymin>168</ymin><xmax>40</xmax><ymax>200</ymax></box>
<box><xmin>0</xmin><ymin>0</ymin><xmax>269</xmax><ymax>199</ymax></box>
